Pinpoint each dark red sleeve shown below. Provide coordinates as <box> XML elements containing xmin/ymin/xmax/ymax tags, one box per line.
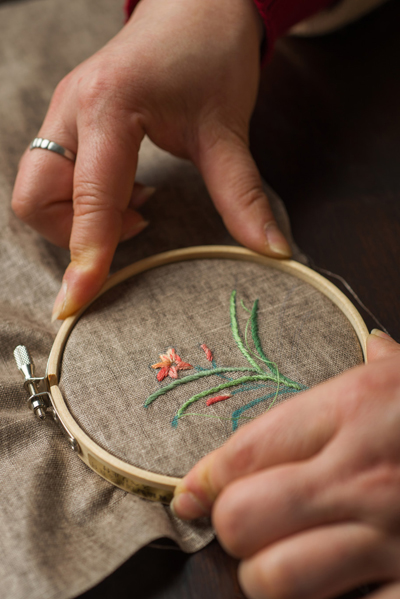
<box><xmin>124</xmin><ymin>0</ymin><xmax>335</xmax><ymax>60</ymax></box>
<box><xmin>253</xmin><ymin>0</ymin><xmax>335</xmax><ymax>57</ymax></box>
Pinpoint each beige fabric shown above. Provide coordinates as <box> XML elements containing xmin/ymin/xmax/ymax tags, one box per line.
<box><xmin>292</xmin><ymin>0</ymin><xmax>389</xmax><ymax>36</ymax></box>
<box><xmin>0</xmin><ymin>1</ymin><xmax>364</xmax><ymax>598</ymax></box>
<box><xmin>60</xmin><ymin>258</ymin><xmax>362</xmax><ymax>478</ymax></box>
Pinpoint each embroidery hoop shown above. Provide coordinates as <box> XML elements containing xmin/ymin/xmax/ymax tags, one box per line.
<box><xmin>46</xmin><ymin>246</ymin><xmax>368</xmax><ymax>504</ymax></box>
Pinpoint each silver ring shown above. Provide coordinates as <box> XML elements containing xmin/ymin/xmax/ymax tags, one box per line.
<box><xmin>30</xmin><ymin>138</ymin><xmax>76</xmax><ymax>162</ymax></box>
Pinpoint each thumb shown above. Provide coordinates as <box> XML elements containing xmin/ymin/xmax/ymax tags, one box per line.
<box><xmin>367</xmin><ymin>329</ymin><xmax>400</xmax><ymax>362</ymax></box>
<box><xmin>197</xmin><ymin>132</ymin><xmax>291</xmax><ymax>258</ymax></box>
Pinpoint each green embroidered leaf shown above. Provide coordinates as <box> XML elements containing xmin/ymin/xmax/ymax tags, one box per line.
<box><xmin>250</xmin><ymin>298</ymin><xmax>278</xmax><ymax>376</ymax></box>
<box><xmin>230</xmin><ymin>291</ymin><xmax>265</xmax><ymax>375</ymax></box>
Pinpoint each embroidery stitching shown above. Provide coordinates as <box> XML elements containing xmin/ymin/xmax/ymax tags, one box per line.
<box><xmin>145</xmin><ymin>290</ymin><xmax>306</xmax><ymax>430</ymax></box>
<box><xmin>151</xmin><ymin>348</ymin><xmax>193</xmax><ymax>381</ymax></box>
<box><xmin>206</xmin><ymin>394</ymin><xmax>232</xmax><ymax>406</ymax></box>
<box><xmin>200</xmin><ymin>344</ymin><xmax>213</xmax><ymax>362</ymax></box>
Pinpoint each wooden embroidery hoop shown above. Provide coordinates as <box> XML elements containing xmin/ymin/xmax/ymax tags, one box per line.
<box><xmin>46</xmin><ymin>245</ymin><xmax>369</xmax><ymax>504</ymax></box>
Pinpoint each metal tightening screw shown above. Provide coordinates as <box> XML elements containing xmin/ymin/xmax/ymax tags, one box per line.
<box><xmin>14</xmin><ymin>345</ymin><xmax>47</xmax><ymax>420</ymax></box>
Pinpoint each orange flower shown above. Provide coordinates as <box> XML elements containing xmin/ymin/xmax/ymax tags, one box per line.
<box><xmin>152</xmin><ymin>348</ymin><xmax>192</xmax><ymax>381</ymax></box>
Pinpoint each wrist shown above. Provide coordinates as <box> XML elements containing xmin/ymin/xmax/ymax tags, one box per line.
<box><xmin>123</xmin><ymin>0</ymin><xmax>264</xmax><ymax>62</ymax></box>
<box><xmin>125</xmin><ymin>0</ymin><xmax>263</xmax><ymax>46</ymax></box>
<box><xmin>125</xmin><ymin>0</ymin><xmax>337</xmax><ymax>63</ymax></box>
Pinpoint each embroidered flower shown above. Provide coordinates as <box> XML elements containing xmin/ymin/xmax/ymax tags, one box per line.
<box><xmin>152</xmin><ymin>348</ymin><xmax>193</xmax><ymax>382</ymax></box>
<box><xmin>145</xmin><ymin>291</ymin><xmax>305</xmax><ymax>431</ymax></box>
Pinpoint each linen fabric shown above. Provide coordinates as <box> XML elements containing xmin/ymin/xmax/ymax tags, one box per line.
<box><xmin>0</xmin><ymin>1</ymin><xmax>363</xmax><ymax>598</ymax></box>
<box><xmin>60</xmin><ymin>258</ymin><xmax>363</xmax><ymax>478</ymax></box>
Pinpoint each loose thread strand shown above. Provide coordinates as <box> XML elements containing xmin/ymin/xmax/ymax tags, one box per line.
<box><xmin>311</xmin><ymin>263</ymin><xmax>390</xmax><ymax>335</ymax></box>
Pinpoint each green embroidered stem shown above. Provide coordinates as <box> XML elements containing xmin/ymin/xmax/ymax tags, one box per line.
<box><xmin>250</xmin><ymin>299</ymin><xmax>278</xmax><ymax>376</ymax></box>
<box><xmin>230</xmin><ymin>291</ymin><xmax>265</xmax><ymax>375</ymax></box>
<box><xmin>243</xmin><ymin>302</ymin><xmax>274</xmax><ymax>372</ymax></box>
<box><xmin>144</xmin><ymin>366</ymin><xmax>262</xmax><ymax>406</ymax></box>
<box><xmin>172</xmin><ymin>375</ymin><xmax>269</xmax><ymax>426</ymax></box>
<box><xmin>250</xmin><ymin>299</ymin><xmax>304</xmax><ymax>390</ymax></box>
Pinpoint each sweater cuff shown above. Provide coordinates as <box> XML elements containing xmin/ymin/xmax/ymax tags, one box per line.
<box><xmin>254</xmin><ymin>0</ymin><xmax>336</xmax><ymax>60</ymax></box>
<box><xmin>124</xmin><ymin>0</ymin><xmax>139</xmax><ymax>21</ymax></box>
<box><xmin>124</xmin><ymin>0</ymin><xmax>335</xmax><ymax>60</ymax></box>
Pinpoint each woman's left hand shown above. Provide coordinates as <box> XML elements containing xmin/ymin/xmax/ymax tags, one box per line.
<box><xmin>172</xmin><ymin>330</ymin><xmax>400</xmax><ymax>599</ymax></box>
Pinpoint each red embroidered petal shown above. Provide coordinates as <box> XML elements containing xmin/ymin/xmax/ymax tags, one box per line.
<box><xmin>152</xmin><ymin>361</ymin><xmax>170</xmax><ymax>369</ymax></box>
<box><xmin>175</xmin><ymin>354</ymin><xmax>182</xmax><ymax>363</ymax></box>
<box><xmin>175</xmin><ymin>362</ymin><xmax>193</xmax><ymax>371</ymax></box>
<box><xmin>157</xmin><ymin>366</ymin><xmax>169</xmax><ymax>381</ymax></box>
<box><xmin>167</xmin><ymin>348</ymin><xmax>176</xmax><ymax>362</ymax></box>
<box><xmin>206</xmin><ymin>394</ymin><xmax>231</xmax><ymax>406</ymax></box>
<box><xmin>168</xmin><ymin>366</ymin><xmax>178</xmax><ymax>379</ymax></box>
<box><xmin>201</xmin><ymin>344</ymin><xmax>213</xmax><ymax>362</ymax></box>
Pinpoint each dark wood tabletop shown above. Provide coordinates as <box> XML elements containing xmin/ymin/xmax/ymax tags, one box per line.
<box><xmin>78</xmin><ymin>2</ymin><xmax>400</xmax><ymax>598</ymax></box>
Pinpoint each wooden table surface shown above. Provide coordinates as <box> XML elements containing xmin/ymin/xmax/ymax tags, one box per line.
<box><xmin>79</xmin><ymin>2</ymin><xmax>400</xmax><ymax>597</ymax></box>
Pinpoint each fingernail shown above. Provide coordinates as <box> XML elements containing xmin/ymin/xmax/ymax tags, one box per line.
<box><xmin>129</xmin><ymin>185</ymin><xmax>156</xmax><ymax>209</ymax></box>
<box><xmin>51</xmin><ymin>280</ymin><xmax>68</xmax><ymax>322</ymax></box>
<box><xmin>264</xmin><ymin>222</ymin><xmax>291</xmax><ymax>257</ymax></box>
<box><xmin>120</xmin><ymin>218</ymin><xmax>149</xmax><ymax>242</ymax></box>
<box><xmin>170</xmin><ymin>490</ymin><xmax>209</xmax><ymax>520</ymax></box>
<box><xmin>370</xmin><ymin>329</ymin><xmax>392</xmax><ymax>339</ymax></box>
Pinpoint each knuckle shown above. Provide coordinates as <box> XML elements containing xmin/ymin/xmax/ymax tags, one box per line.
<box><xmin>76</xmin><ymin>63</ymin><xmax>125</xmax><ymax>115</ymax></box>
<box><xmin>260</xmin><ymin>560</ymin><xmax>298</xmax><ymax>599</ymax></box>
<box><xmin>239</xmin><ymin>184</ymin><xmax>267</xmax><ymax>211</ymax></box>
<box><xmin>226</xmin><ymin>433</ymin><xmax>257</xmax><ymax>475</ymax></box>
<box><xmin>213</xmin><ymin>484</ymin><xmax>249</xmax><ymax>557</ymax></box>
<box><xmin>240</xmin><ymin>554</ymin><xmax>297</xmax><ymax>599</ymax></box>
<box><xmin>11</xmin><ymin>191</ymin><xmax>33</xmax><ymax>222</ymax></box>
<box><xmin>198</xmin><ymin>123</ymin><xmax>248</xmax><ymax>159</ymax></box>
<box><xmin>356</xmin><ymin>463</ymin><xmax>400</xmax><ymax>527</ymax></box>
<box><xmin>73</xmin><ymin>182</ymin><xmax>119</xmax><ymax>217</ymax></box>
<box><xmin>342</xmin><ymin>362</ymin><xmax>400</xmax><ymax>420</ymax></box>
<box><xmin>372</xmin><ymin>464</ymin><xmax>400</xmax><ymax>495</ymax></box>
<box><xmin>77</xmin><ymin>76</ymin><xmax>107</xmax><ymax>111</ymax></box>
<box><xmin>53</xmin><ymin>72</ymin><xmax>74</xmax><ymax>102</ymax></box>
<box><xmin>340</xmin><ymin>370</ymin><xmax>374</xmax><ymax>415</ymax></box>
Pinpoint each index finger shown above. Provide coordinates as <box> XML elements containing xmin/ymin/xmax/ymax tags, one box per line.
<box><xmin>171</xmin><ymin>367</ymin><xmax>356</xmax><ymax>520</ymax></box>
<box><xmin>52</xmin><ymin>113</ymin><xmax>145</xmax><ymax>320</ymax></box>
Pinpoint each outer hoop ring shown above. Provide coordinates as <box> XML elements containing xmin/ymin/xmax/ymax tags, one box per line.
<box><xmin>47</xmin><ymin>246</ymin><xmax>368</xmax><ymax>504</ymax></box>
